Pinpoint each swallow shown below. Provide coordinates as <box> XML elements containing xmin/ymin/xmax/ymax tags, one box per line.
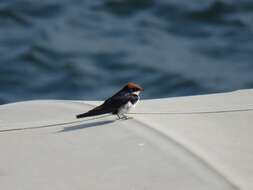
<box><xmin>76</xmin><ymin>82</ymin><xmax>144</xmax><ymax>119</ymax></box>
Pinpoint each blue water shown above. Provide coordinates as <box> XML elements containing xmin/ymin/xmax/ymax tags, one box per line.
<box><xmin>0</xmin><ymin>0</ymin><xmax>253</xmax><ymax>104</ymax></box>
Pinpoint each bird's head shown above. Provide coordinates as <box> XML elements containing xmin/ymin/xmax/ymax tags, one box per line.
<box><xmin>122</xmin><ymin>82</ymin><xmax>144</xmax><ymax>95</ymax></box>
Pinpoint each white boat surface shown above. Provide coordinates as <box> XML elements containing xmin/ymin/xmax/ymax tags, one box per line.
<box><xmin>0</xmin><ymin>89</ymin><xmax>253</xmax><ymax>190</ymax></box>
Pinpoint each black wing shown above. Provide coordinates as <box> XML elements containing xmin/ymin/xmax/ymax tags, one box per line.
<box><xmin>103</xmin><ymin>92</ymin><xmax>134</xmax><ymax>110</ymax></box>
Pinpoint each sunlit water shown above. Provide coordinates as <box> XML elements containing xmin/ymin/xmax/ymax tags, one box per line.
<box><xmin>0</xmin><ymin>0</ymin><xmax>253</xmax><ymax>104</ymax></box>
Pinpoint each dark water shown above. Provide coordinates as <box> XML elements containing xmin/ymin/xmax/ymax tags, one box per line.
<box><xmin>0</xmin><ymin>0</ymin><xmax>253</xmax><ymax>104</ymax></box>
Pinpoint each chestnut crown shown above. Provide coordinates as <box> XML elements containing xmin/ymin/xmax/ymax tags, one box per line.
<box><xmin>123</xmin><ymin>82</ymin><xmax>144</xmax><ymax>92</ymax></box>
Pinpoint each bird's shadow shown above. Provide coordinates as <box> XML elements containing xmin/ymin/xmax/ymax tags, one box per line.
<box><xmin>58</xmin><ymin>119</ymin><xmax>116</xmax><ymax>133</ymax></box>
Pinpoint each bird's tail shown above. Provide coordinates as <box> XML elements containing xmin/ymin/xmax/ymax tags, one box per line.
<box><xmin>76</xmin><ymin>104</ymin><xmax>111</xmax><ymax>119</ymax></box>
<box><xmin>76</xmin><ymin>112</ymin><xmax>94</xmax><ymax>119</ymax></box>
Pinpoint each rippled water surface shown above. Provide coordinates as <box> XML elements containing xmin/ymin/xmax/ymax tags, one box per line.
<box><xmin>0</xmin><ymin>0</ymin><xmax>253</xmax><ymax>104</ymax></box>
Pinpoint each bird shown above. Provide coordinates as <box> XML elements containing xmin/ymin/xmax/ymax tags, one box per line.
<box><xmin>76</xmin><ymin>82</ymin><xmax>144</xmax><ymax>119</ymax></box>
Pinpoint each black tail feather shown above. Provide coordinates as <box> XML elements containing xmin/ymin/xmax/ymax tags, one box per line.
<box><xmin>76</xmin><ymin>112</ymin><xmax>92</xmax><ymax>119</ymax></box>
<box><xmin>76</xmin><ymin>104</ymin><xmax>112</xmax><ymax>119</ymax></box>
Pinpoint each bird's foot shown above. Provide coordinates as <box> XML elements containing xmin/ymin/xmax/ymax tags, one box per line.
<box><xmin>122</xmin><ymin>114</ymin><xmax>129</xmax><ymax>120</ymax></box>
<box><xmin>117</xmin><ymin>114</ymin><xmax>130</xmax><ymax>120</ymax></box>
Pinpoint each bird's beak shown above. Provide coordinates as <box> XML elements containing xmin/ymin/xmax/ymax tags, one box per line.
<box><xmin>140</xmin><ymin>87</ymin><xmax>144</xmax><ymax>91</ymax></box>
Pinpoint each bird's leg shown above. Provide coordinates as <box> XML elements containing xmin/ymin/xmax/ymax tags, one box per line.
<box><xmin>117</xmin><ymin>114</ymin><xmax>121</xmax><ymax>119</ymax></box>
<box><xmin>116</xmin><ymin>114</ymin><xmax>127</xmax><ymax>120</ymax></box>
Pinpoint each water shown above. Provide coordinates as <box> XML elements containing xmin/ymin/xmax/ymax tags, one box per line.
<box><xmin>0</xmin><ymin>0</ymin><xmax>253</xmax><ymax>104</ymax></box>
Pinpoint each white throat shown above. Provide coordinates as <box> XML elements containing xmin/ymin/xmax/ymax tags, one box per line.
<box><xmin>132</xmin><ymin>91</ymin><xmax>140</xmax><ymax>95</ymax></box>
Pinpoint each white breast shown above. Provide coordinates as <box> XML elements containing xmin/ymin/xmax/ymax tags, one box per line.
<box><xmin>118</xmin><ymin>97</ymin><xmax>139</xmax><ymax>115</ymax></box>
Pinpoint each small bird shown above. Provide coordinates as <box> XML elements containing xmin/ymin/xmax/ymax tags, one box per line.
<box><xmin>76</xmin><ymin>82</ymin><xmax>144</xmax><ymax>119</ymax></box>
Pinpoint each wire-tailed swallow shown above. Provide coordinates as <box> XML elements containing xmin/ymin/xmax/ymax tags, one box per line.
<box><xmin>76</xmin><ymin>82</ymin><xmax>144</xmax><ymax>119</ymax></box>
